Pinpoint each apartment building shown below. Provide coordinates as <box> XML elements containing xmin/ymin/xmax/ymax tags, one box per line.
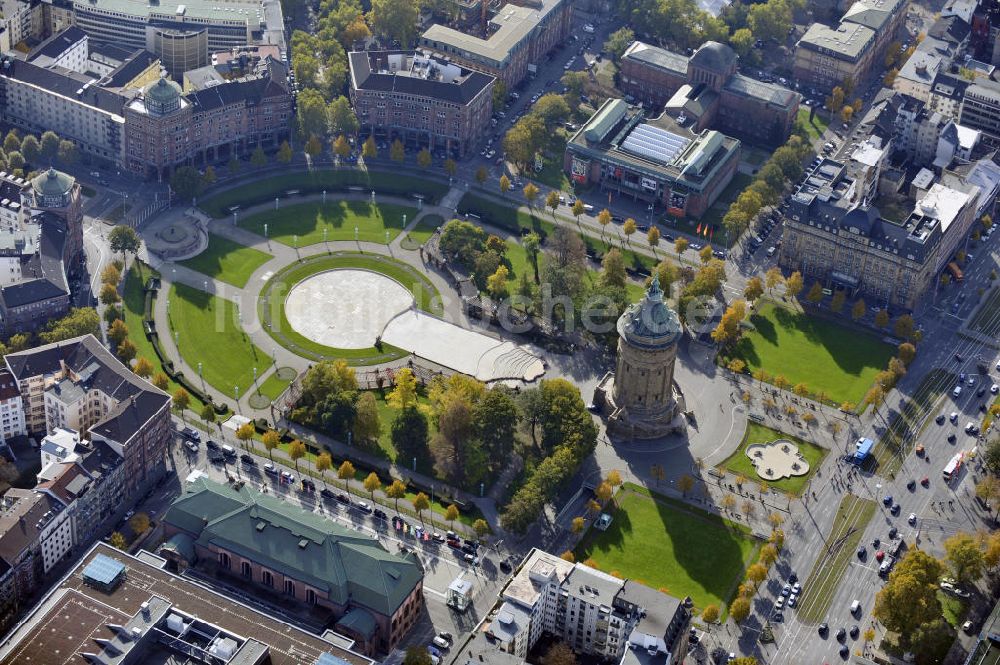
<box><xmin>419</xmin><ymin>0</ymin><xmax>572</xmax><ymax>88</ymax></box>
<box><xmin>794</xmin><ymin>0</ymin><xmax>908</xmax><ymax>91</ymax></box>
<box><xmin>4</xmin><ymin>334</ymin><xmax>171</xmax><ymax>498</ymax></box>
<box><xmin>349</xmin><ymin>50</ymin><xmax>494</xmax><ymax>158</ymax></box>
<box><xmin>0</xmin><ymin>487</ymin><xmax>71</xmax><ymax>632</ymax></box>
<box><xmin>618</xmin><ymin>40</ymin><xmax>800</xmax><ymax>147</ymax></box>
<box><xmin>476</xmin><ymin>549</ymin><xmax>690</xmax><ymax>664</ymax></box>
<box><xmin>159</xmin><ymin>476</ymin><xmax>424</xmax><ymax>656</ymax></box>
<box><xmin>565</xmin><ymin>98</ymin><xmax>741</xmax><ymax>218</ymax></box>
<box><xmin>0</xmin><ymin>371</ymin><xmax>24</xmax><ymax>447</ymax></box>
<box><xmin>779</xmin><ymin>156</ymin><xmax>980</xmax><ymax>309</ymax></box>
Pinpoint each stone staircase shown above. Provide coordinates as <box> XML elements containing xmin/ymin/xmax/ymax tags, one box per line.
<box><xmin>476</xmin><ymin>343</ymin><xmax>545</xmax><ymax>382</ymax></box>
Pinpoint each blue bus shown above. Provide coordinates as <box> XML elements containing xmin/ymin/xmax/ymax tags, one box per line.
<box><xmin>853</xmin><ymin>437</ymin><xmax>874</xmax><ymax>464</ymax></box>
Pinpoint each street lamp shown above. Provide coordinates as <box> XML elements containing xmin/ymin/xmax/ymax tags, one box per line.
<box><xmin>234</xmin><ymin>385</ymin><xmax>240</xmax><ymax>414</ymax></box>
<box><xmin>293</xmin><ymin>234</ymin><xmax>298</xmax><ymax>250</ymax></box>
<box><xmin>354</xmin><ymin>226</ymin><xmax>359</xmax><ymax>242</ymax></box>
<box><xmin>402</xmin><ymin>213</ymin><xmax>406</xmax><ymax>228</ymax></box>
<box><xmin>275</xmin><ymin>197</ymin><xmax>279</xmax><ymax>210</ymax></box>
<box><xmin>264</xmin><ymin>223</ymin><xmax>268</xmax><ymax>239</ymax></box>
<box><xmin>323</xmin><ymin>227</ymin><xmax>328</xmax><ymax>245</ymax></box>
<box><xmin>198</xmin><ymin>362</ymin><xmax>204</xmax><ymax>391</ymax></box>
<box><xmin>173</xmin><ymin>330</ymin><xmax>179</xmax><ymax>347</ymax></box>
<box><xmin>385</xmin><ymin>230</ymin><xmax>389</xmax><ymax>244</ymax></box>
<box><xmin>322</xmin><ymin>189</ymin><xmax>327</xmax><ymax>204</ymax></box>
<box><xmin>203</xmin><ymin>280</ymin><xmax>208</xmax><ymax>291</ymax></box>
<box><xmin>233</xmin><ymin>211</ymin><xmax>237</xmax><ymax>226</ymax></box>
<box><xmin>412</xmin><ymin>457</ymin><xmax>416</xmax><ymax>472</ymax></box>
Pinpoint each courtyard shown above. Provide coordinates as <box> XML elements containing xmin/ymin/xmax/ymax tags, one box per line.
<box><xmin>726</xmin><ymin>303</ymin><xmax>895</xmax><ymax>406</ymax></box>
<box><xmin>575</xmin><ymin>485</ymin><xmax>758</xmax><ymax>612</ymax></box>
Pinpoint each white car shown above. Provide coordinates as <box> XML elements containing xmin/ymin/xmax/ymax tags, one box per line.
<box><xmin>432</xmin><ymin>636</ymin><xmax>450</xmax><ymax>649</ymax></box>
<box><xmin>791</xmin><ymin>582</ymin><xmax>801</xmax><ymax>595</ymax></box>
<box><xmin>968</xmin><ymin>377</ymin><xmax>976</xmax><ymax>386</ymax></box>
<box><xmin>908</xmin><ymin>513</ymin><xmax>917</xmax><ymax>525</ymax></box>
<box><xmin>991</xmin><ymin>384</ymin><xmax>998</xmax><ymax>394</ymax></box>
<box><xmin>953</xmin><ymin>386</ymin><xmax>963</xmax><ymax>397</ymax></box>
<box><xmin>787</xmin><ymin>594</ymin><xmax>797</xmax><ymax>607</ymax></box>
<box><xmin>775</xmin><ymin>596</ymin><xmax>785</xmax><ymax>610</ymax></box>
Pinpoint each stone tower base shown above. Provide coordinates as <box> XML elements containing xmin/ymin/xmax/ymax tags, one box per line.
<box><xmin>594</xmin><ymin>373</ymin><xmax>687</xmax><ymax>440</ymax></box>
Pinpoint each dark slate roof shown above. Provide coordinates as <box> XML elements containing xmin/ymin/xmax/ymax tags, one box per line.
<box><xmin>104</xmin><ymin>49</ymin><xmax>159</xmax><ymax>88</ymax></box>
<box><xmin>164</xmin><ymin>477</ymin><xmax>424</xmax><ymax>617</ymax></box>
<box><xmin>928</xmin><ymin>15</ymin><xmax>971</xmax><ymax>46</ymax></box>
<box><xmin>349</xmin><ymin>50</ymin><xmax>493</xmax><ymax>105</ymax></box>
<box><xmin>0</xmin><ymin>214</ymin><xmax>69</xmax><ymax>309</ymax></box>
<box><xmin>185</xmin><ymin>57</ymin><xmax>289</xmax><ymax>111</ymax></box>
<box><xmin>688</xmin><ymin>41</ymin><xmax>737</xmax><ymax>74</ymax></box>
<box><xmin>0</xmin><ymin>370</ymin><xmax>19</xmax><ymax>401</ymax></box>
<box><xmin>0</xmin><ymin>489</ymin><xmax>64</xmax><ymax>571</ymax></box>
<box><xmin>88</xmin><ymin>41</ymin><xmax>134</xmax><ymax>63</ymax></box>
<box><xmin>88</xmin><ymin>390</ymin><xmax>169</xmax><ymax>445</ymax></box>
<box><xmin>28</xmin><ymin>26</ymin><xmax>87</xmax><ymax>63</ymax></box>
<box><xmin>0</xmin><ymin>57</ymin><xmax>128</xmax><ymax>116</ymax></box>
<box><xmin>4</xmin><ymin>334</ymin><xmax>169</xmax><ymax>444</ymax></box>
<box><xmin>75</xmin><ymin>439</ymin><xmax>123</xmax><ymax>481</ymax></box>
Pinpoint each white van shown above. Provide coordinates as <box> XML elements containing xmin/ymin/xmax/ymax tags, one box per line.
<box><xmin>953</xmin><ymin>386</ymin><xmax>962</xmax><ymax>398</ymax></box>
<box><xmin>850</xmin><ymin>599</ymin><xmax>861</xmax><ymax>615</ymax></box>
<box><xmin>222</xmin><ymin>444</ymin><xmax>237</xmax><ymax>458</ymax></box>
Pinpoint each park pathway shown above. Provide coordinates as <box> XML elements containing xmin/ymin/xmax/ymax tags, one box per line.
<box><xmin>142</xmin><ymin>184</ymin><xmax>515</xmax><ymax>532</ymax></box>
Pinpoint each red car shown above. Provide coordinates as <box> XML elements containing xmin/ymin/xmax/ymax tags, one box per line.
<box><xmin>876</xmin><ymin>551</ymin><xmax>885</xmax><ymax>562</ymax></box>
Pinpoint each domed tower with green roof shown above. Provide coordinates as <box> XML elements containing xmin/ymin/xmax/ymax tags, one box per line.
<box><xmin>26</xmin><ymin>166</ymin><xmax>83</xmax><ymax>268</ymax></box>
<box><xmin>597</xmin><ymin>275</ymin><xmax>686</xmax><ymax>439</ymax></box>
<box><xmin>143</xmin><ymin>75</ymin><xmax>183</xmax><ymax>116</ymax></box>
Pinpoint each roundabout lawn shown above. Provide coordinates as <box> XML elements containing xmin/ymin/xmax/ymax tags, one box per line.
<box><xmin>179</xmin><ymin>233</ymin><xmax>271</xmax><ymax>287</ymax></box>
<box><xmin>725</xmin><ymin>302</ymin><xmax>894</xmax><ymax>405</ymax></box>
<box><xmin>168</xmin><ymin>283</ymin><xmax>273</xmax><ymax>395</ymax></box>
<box><xmin>258</xmin><ymin>253</ymin><xmax>441</xmax><ymax>364</ymax></box>
<box><xmin>718</xmin><ymin>422</ymin><xmax>828</xmax><ymax>495</ymax></box>
<box><xmin>239</xmin><ymin>201</ymin><xmax>416</xmax><ymax>247</ymax></box>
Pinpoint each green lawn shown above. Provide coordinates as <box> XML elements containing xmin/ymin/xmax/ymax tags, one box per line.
<box><xmin>258</xmin><ymin>253</ymin><xmax>441</xmax><ymax>364</ymax></box>
<box><xmin>401</xmin><ymin>214</ymin><xmax>444</xmax><ymax>249</ymax></box>
<box><xmin>199</xmin><ymin>170</ymin><xmax>449</xmax><ymax>218</ymax></box>
<box><xmin>797</xmin><ymin>107</ymin><xmax>830</xmax><ymax>143</ymax></box>
<box><xmin>727</xmin><ymin>302</ymin><xmax>895</xmax><ymax>405</ymax></box>
<box><xmin>122</xmin><ymin>265</ymin><xmax>206</xmax><ymax>413</ymax></box>
<box><xmin>970</xmin><ymin>288</ymin><xmax>1000</xmax><ymax>337</ymax></box>
<box><xmin>168</xmin><ymin>283</ymin><xmax>273</xmax><ymax>396</ymax></box>
<box><xmin>719</xmin><ymin>422</ymin><xmax>828</xmax><ymax>495</ymax></box>
<box><xmin>257</xmin><ymin>370</ymin><xmax>294</xmax><ymax>401</ymax></box>
<box><xmin>797</xmin><ymin>495</ymin><xmax>877</xmax><ymax>622</ymax></box>
<box><xmin>938</xmin><ymin>591</ymin><xmax>968</xmax><ymax>628</ymax></box>
<box><xmin>239</xmin><ymin>201</ymin><xmax>416</xmax><ymax>247</ymax></box>
<box><xmin>575</xmin><ymin>485</ymin><xmax>757</xmax><ymax>611</ymax></box>
<box><xmin>179</xmin><ymin>233</ymin><xmax>271</xmax><ymax>287</ymax></box>
<box><xmin>370</xmin><ymin>389</ymin><xmax>435</xmax><ymax>473</ymax></box>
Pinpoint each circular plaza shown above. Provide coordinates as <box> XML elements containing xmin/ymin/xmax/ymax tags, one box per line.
<box><xmin>284</xmin><ymin>269</ymin><xmax>415</xmax><ymax>349</ymax></box>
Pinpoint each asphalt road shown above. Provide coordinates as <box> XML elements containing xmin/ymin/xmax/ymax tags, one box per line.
<box><xmin>707</xmin><ymin>229</ymin><xmax>1000</xmax><ymax>664</ymax></box>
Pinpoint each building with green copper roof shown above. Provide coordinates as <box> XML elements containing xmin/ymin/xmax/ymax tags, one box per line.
<box><xmin>159</xmin><ymin>476</ymin><xmax>424</xmax><ymax>656</ymax></box>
